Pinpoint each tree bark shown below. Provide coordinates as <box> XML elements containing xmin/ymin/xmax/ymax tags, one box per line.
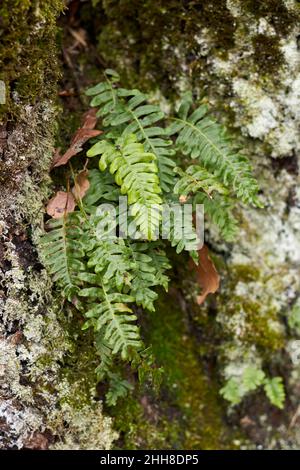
<box><xmin>0</xmin><ymin>0</ymin><xmax>115</xmax><ymax>450</ymax></box>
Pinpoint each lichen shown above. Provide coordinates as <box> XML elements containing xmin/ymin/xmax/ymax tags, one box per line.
<box><xmin>0</xmin><ymin>221</ymin><xmax>116</xmax><ymax>449</ymax></box>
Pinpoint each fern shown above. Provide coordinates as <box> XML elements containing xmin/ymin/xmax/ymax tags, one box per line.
<box><xmin>87</xmin><ymin>134</ymin><xmax>162</xmax><ymax>239</ymax></box>
<box><xmin>39</xmin><ymin>215</ymin><xmax>85</xmax><ymax>301</ymax></box>
<box><xmin>82</xmin><ymin>286</ymin><xmax>141</xmax><ymax>359</ymax></box>
<box><xmin>94</xmin><ymin>331</ymin><xmax>114</xmax><ymax>380</ymax></box>
<box><xmin>105</xmin><ymin>373</ymin><xmax>134</xmax><ymax>407</ymax></box>
<box><xmin>167</xmin><ymin>93</ymin><xmax>261</xmax><ymax>207</ymax></box>
<box><xmin>220</xmin><ymin>377</ymin><xmax>242</xmax><ymax>405</ymax></box>
<box><xmin>221</xmin><ymin>367</ymin><xmax>285</xmax><ymax>409</ymax></box>
<box><xmin>263</xmin><ymin>377</ymin><xmax>285</xmax><ymax>409</ymax></box>
<box><xmin>242</xmin><ymin>366</ymin><xmax>265</xmax><ymax>391</ymax></box>
<box><xmin>129</xmin><ymin>243</ymin><xmax>170</xmax><ymax>311</ymax></box>
<box><xmin>83</xmin><ymin>168</ymin><xmax>119</xmax><ymax>206</ymax></box>
<box><xmin>40</xmin><ymin>71</ymin><xmax>263</xmax><ymax>407</ymax></box>
<box><xmin>174</xmin><ymin>166</ymin><xmax>228</xmax><ymax>199</ymax></box>
<box><xmin>86</xmin><ymin>70</ymin><xmax>176</xmax><ymax>193</ymax></box>
<box><xmin>193</xmin><ymin>192</ymin><xmax>238</xmax><ymax>241</ymax></box>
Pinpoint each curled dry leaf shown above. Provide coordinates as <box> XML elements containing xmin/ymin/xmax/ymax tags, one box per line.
<box><xmin>46</xmin><ymin>191</ymin><xmax>76</xmax><ymax>219</ymax></box>
<box><xmin>190</xmin><ymin>244</ymin><xmax>220</xmax><ymax>305</ymax></box>
<box><xmin>52</xmin><ymin>109</ymin><xmax>102</xmax><ymax>168</ymax></box>
<box><xmin>72</xmin><ymin>169</ymin><xmax>90</xmax><ymax>200</ymax></box>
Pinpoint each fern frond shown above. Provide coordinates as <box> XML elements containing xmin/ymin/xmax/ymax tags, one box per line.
<box><xmin>39</xmin><ymin>215</ymin><xmax>85</xmax><ymax>301</ymax></box>
<box><xmin>94</xmin><ymin>330</ymin><xmax>114</xmax><ymax>380</ymax></box>
<box><xmin>87</xmin><ymin>239</ymin><xmax>134</xmax><ymax>291</ymax></box>
<box><xmin>106</xmin><ymin>373</ymin><xmax>133</xmax><ymax>406</ymax></box>
<box><xmin>87</xmin><ymin>133</ymin><xmax>162</xmax><ymax>239</ymax></box>
<box><xmin>174</xmin><ymin>165</ymin><xmax>228</xmax><ymax>199</ymax></box>
<box><xmin>85</xmin><ymin>68</ymin><xmax>119</xmax><ymax>111</ymax></box>
<box><xmin>263</xmin><ymin>377</ymin><xmax>285</xmax><ymax>409</ymax></box>
<box><xmin>147</xmin><ymin>245</ymin><xmax>170</xmax><ymax>291</ymax></box>
<box><xmin>83</xmin><ymin>286</ymin><xmax>142</xmax><ymax>359</ymax></box>
<box><xmin>86</xmin><ymin>72</ymin><xmax>176</xmax><ymax>193</ymax></box>
<box><xmin>193</xmin><ymin>192</ymin><xmax>238</xmax><ymax>241</ymax></box>
<box><xmin>168</xmin><ymin>97</ymin><xmax>261</xmax><ymax>206</ymax></box>
<box><xmin>161</xmin><ymin>203</ymin><xmax>200</xmax><ymax>259</ymax></box>
<box><xmin>83</xmin><ymin>168</ymin><xmax>119</xmax><ymax>208</ymax></box>
<box><xmin>129</xmin><ymin>243</ymin><xmax>170</xmax><ymax>311</ymax></box>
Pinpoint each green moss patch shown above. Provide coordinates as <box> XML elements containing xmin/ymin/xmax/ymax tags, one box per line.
<box><xmin>0</xmin><ymin>0</ymin><xmax>64</xmax><ymax>119</ymax></box>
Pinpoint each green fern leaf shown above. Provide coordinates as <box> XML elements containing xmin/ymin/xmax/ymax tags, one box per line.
<box><xmin>174</xmin><ymin>165</ymin><xmax>228</xmax><ymax>198</ymax></box>
<box><xmin>86</xmin><ymin>71</ymin><xmax>176</xmax><ymax>193</ymax></box>
<box><xmin>168</xmin><ymin>97</ymin><xmax>261</xmax><ymax>206</ymax></box>
<box><xmin>39</xmin><ymin>215</ymin><xmax>85</xmax><ymax>301</ymax></box>
<box><xmin>242</xmin><ymin>366</ymin><xmax>265</xmax><ymax>392</ymax></box>
<box><xmin>193</xmin><ymin>192</ymin><xmax>238</xmax><ymax>241</ymax></box>
<box><xmin>129</xmin><ymin>243</ymin><xmax>170</xmax><ymax>311</ymax></box>
<box><xmin>264</xmin><ymin>377</ymin><xmax>285</xmax><ymax>409</ymax></box>
<box><xmin>220</xmin><ymin>377</ymin><xmax>243</xmax><ymax>405</ymax></box>
<box><xmin>106</xmin><ymin>373</ymin><xmax>134</xmax><ymax>406</ymax></box>
<box><xmin>87</xmin><ymin>133</ymin><xmax>162</xmax><ymax>239</ymax></box>
<box><xmin>83</xmin><ymin>286</ymin><xmax>142</xmax><ymax>359</ymax></box>
<box><xmin>94</xmin><ymin>331</ymin><xmax>114</xmax><ymax>380</ymax></box>
<box><xmin>83</xmin><ymin>168</ymin><xmax>119</xmax><ymax>207</ymax></box>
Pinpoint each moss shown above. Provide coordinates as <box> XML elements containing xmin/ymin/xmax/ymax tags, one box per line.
<box><xmin>0</xmin><ymin>0</ymin><xmax>64</xmax><ymax>119</ymax></box>
<box><xmin>87</xmin><ymin>0</ymin><xmax>300</xmax><ymax>96</ymax></box>
<box><xmin>242</xmin><ymin>0</ymin><xmax>299</xmax><ymax>35</ymax></box>
<box><xmin>223</xmin><ymin>297</ymin><xmax>284</xmax><ymax>352</ymax></box>
<box><xmin>218</xmin><ymin>264</ymin><xmax>285</xmax><ymax>353</ymax></box>
<box><xmin>230</xmin><ymin>264</ymin><xmax>261</xmax><ymax>283</ymax></box>
<box><xmin>89</xmin><ymin>0</ymin><xmax>235</xmax><ymax>94</ymax></box>
<box><xmin>252</xmin><ymin>35</ymin><xmax>284</xmax><ymax>74</ymax></box>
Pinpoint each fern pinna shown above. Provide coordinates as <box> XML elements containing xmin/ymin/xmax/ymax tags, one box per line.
<box><xmin>40</xmin><ymin>69</ymin><xmax>262</xmax><ymax>406</ymax></box>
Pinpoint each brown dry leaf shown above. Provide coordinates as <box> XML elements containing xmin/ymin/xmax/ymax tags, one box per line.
<box><xmin>81</xmin><ymin>108</ymin><xmax>99</xmax><ymax>129</ymax></box>
<box><xmin>8</xmin><ymin>331</ymin><xmax>23</xmax><ymax>346</ymax></box>
<box><xmin>52</xmin><ymin>109</ymin><xmax>102</xmax><ymax>168</ymax></box>
<box><xmin>24</xmin><ymin>432</ymin><xmax>49</xmax><ymax>450</ymax></box>
<box><xmin>72</xmin><ymin>169</ymin><xmax>90</xmax><ymax>200</ymax></box>
<box><xmin>58</xmin><ymin>88</ymin><xmax>75</xmax><ymax>97</ymax></box>
<box><xmin>190</xmin><ymin>244</ymin><xmax>220</xmax><ymax>305</ymax></box>
<box><xmin>46</xmin><ymin>191</ymin><xmax>76</xmax><ymax>219</ymax></box>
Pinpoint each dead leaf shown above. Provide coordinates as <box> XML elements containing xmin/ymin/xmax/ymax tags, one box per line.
<box><xmin>52</xmin><ymin>109</ymin><xmax>102</xmax><ymax>168</ymax></box>
<box><xmin>72</xmin><ymin>169</ymin><xmax>90</xmax><ymax>200</ymax></box>
<box><xmin>58</xmin><ymin>88</ymin><xmax>75</xmax><ymax>97</ymax></box>
<box><xmin>190</xmin><ymin>245</ymin><xmax>220</xmax><ymax>305</ymax></box>
<box><xmin>24</xmin><ymin>432</ymin><xmax>49</xmax><ymax>450</ymax></box>
<box><xmin>8</xmin><ymin>331</ymin><xmax>23</xmax><ymax>345</ymax></box>
<box><xmin>46</xmin><ymin>191</ymin><xmax>76</xmax><ymax>219</ymax></box>
<box><xmin>81</xmin><ymin>108</ymin><xmax>98</xmax><ymax>130</ymax></box>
